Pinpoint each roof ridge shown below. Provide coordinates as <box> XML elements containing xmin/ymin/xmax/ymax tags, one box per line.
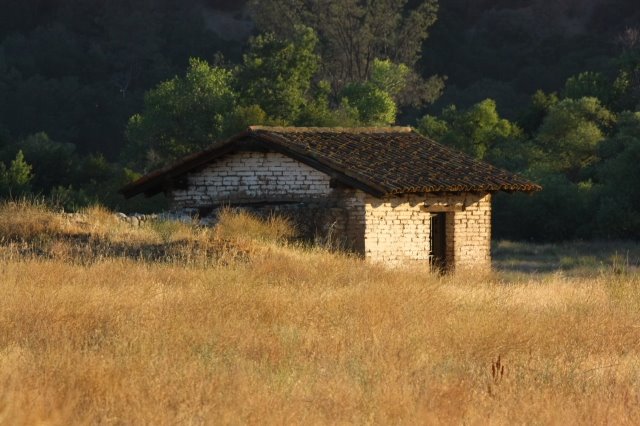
<box><xmin>248</xmin><ymin>125</ymin><xmax>414</xmax><ymax>133</ymax></box>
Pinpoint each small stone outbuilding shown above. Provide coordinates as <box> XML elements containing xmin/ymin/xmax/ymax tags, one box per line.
<box><xmin>121</xmin><ymin>126</ymin><xmax>540</xmax><ymax>270</ymax></box>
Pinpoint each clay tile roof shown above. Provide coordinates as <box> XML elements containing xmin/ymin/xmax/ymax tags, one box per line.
<box><xmin>120</xmin><ymin>126</ymin><xmax>541</xmax><ymax>198</ymax></box>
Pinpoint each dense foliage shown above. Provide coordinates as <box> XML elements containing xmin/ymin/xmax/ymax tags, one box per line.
<box><xmin>1</xmin><ymin>0</ymin><xmax>640</xmax><ymax>240</ymax></box>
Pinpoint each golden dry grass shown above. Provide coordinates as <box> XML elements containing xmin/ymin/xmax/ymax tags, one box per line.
<box><xmin>214</xmin><ymin>207</ymin><xmax>296</xmax><ymax>243</ymax></box>
<box><xmin>0</xmin><ymin>200</ymin><xmax>257</xmax><ymax>266</ymax></box>
<box><xmin>0</xmin><ymin>202</ymin><xmax>639</xmax><ymax>425</ymax></box>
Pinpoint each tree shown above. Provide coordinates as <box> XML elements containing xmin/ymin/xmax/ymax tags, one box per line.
<box><xmin>534</xmin><ymin>97</ymin><xmax>615</xmax><ymax>181</ymax></box>
<box><xmin>4</xmin><ymin>132</ymin><xmax>77</xmax><ymax>192</ymax></box>
<box><xmin>125</xmin><ymin>58</ymin><xmax>237</xmax><ymax>169</ymax></box>
<box><xmin>237</xmin><ymin>26</ymin><xmax>319</xmax><ymax>122</ymax></box>
<box><xmin>519</xmin><ymin>90</ymin><xmax>559</xmax><ymax>135</ymax></box>
<box><xmin>563</xmin><ymin>72</ymin><xmax>613</xmax><ymax>105</ymax></box>
<box><xmin>223</xmin><ymin>105</ymin><xmax>271</xmax><ymax>136</ymax></box>
<box><xmin>492</xmin><ymin>173</ymin><xmax>595</xmax><ymax>242</ymax></box>
<box><xmin>0</xmin><ymin>150</ymin><xmax>33</xmax><ymax>197</ymax></box>
<box><xmin>333</xmin><ymin>58</ymin><xmax>446</xmax><ymax>126</ymax></box>
<box><xmin>614</xmin><ymin>27</ymin><xmax>640</xmax><ymax>111</ymax></box>
<box><xmin>249</xmin><ymin>0</ymin><xmax>443</xmax><ymax>105</ymax></box>
<box><xmin>417</xmin><ymin>99</ymin><xmax>525</xmax><ymax>168</ymax></box>
<box><xmin>493</xmin><ymin>96</ymin><xmax>618</xmax><ymax>241</ymax></box>
<box><xmin>340</xmin><ymin>82</ymin><xmax>397</xmax><ymax>125</ymax></box>
<box><xmin>594</xmin><ymin>111</ymin><xmax>640</xmax><ymax>237</ymax></box>
<box><xmin>368</xmin><ymin>58</ymin><xmax>443</xmax><ymax>107</ymax></box>
<box><xmin>294</xmin><ymin>80</ymin><xmax>361</xmax><ymax>127</ymax></box>
<box><xmin>370</xmin><ymin>59</ymin><xmax>411</xmax><ymax>98</ymax></box>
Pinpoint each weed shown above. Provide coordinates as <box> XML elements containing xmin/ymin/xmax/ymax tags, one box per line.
<box><xmin>491</xmin><ymin>355</ymin><xmax>506</xmax><ymax>385</ymax></box>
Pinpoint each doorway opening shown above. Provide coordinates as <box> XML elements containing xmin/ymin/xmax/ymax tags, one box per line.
<box><xmin>430</xmin><ymin>212</ymin><xmax>448</xmax><ymax>271</ymax></box>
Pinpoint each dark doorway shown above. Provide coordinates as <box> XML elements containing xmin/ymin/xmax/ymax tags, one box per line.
<box><xmin>430</xmin><ymin>213</ymin><xmax>448</xmax><ymax>271</ymax></box>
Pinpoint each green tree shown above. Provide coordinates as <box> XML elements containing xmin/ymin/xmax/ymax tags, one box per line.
<box><xmin>332</xmin><ymin>58</ymin><xmax>440</xmax><ymax>126</ymax></box>
<box><xmin>223</xmin><ymin>105</ymin><xmax>272</xmax><ymax>136</ymax></box>
<box><xmin>594</xmin><ymin>111</ymin><xmax>640</xmax><ymax>237</ymax></box>
<box><xmin>370</xmin><ymin>59</ymin><xmax>411</xmax><ymax>97</ymax></box>
<box><xmin>237</xmin><ymin>26</ymin><xmax>319</xmax><ymax>122</ymax></box>
<box><xmin>5</xmin><ymin>132</ymin><xmax>77</xmax><ymax>191</ymax></box>
<box><xmin>612</xmin><ymin>28</ymin><xmax>640</xmax><ymax>111</ymax></box>
<box><xmin>249</xmin><ymin>0</ymin><xmax>442</xmax><ymax>105</ymax></box>
<box><xmin>340</xmin><ymin>82</ymin><xmax>397</xmax><ymax>125</ymax></box>
<box><xmin>493</xmin><ymin>96</ymin><xmax>618</xmax><ymax>241</ymax></box>
<box><xmin>519</xmin><ymin>90</ymin><xmax>559</xmax><ymax>135</ymax></box>
<box><xmin>534</xmin><ymin>97</ymin><xmax>615</xmax><ymax>181</ymax></box>
<box><xmin>563</xmin><ymin>72</ymin><xmax>612</xmax><ymax>105</ymax></box>
<box><xmin>0</xmin><ymin>150</ymin><xmax>33</xmax><ymax>197</ymax></box>
<box><xmin>295</xmin><ymin>81</ymin><xmax>361</xmax><ymax>126</ymax></box>
<box><xmin>125</xmin><ymin>58</ymin><xmax>237</xmax><ymax>169</ymax></box>
<box><xmin>417</xmin><ymin>99</ymin><xmax>525</xmax><ymax>168</ymax></box>
<box><xmin>492</xmin><ymin>173</ymin><xmax>595</xmax><ymax>241</ymax></box>
<box><xmin>368</xmin><ymin>58</ymin><xmax>444</xmax><ymax>108</ymax></box>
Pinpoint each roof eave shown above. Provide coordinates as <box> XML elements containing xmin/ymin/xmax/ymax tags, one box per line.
<box><xmin>386</xmin><ymin>183</ymin><xmax>542</xmax><ymax>196</ymax></box>
<box><xmin>119</xmin><ymin>130</ymin><xmax>252</xmax><ymax>198</ymax></box>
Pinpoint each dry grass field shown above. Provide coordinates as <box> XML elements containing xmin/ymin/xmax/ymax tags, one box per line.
<box><xmin>0</xmin><ymin>201</ymin><xmax>639</xmax><ymax>425</ymax></box>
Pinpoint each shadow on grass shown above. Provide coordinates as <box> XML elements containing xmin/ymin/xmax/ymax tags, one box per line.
<box><xmin>492</xmin><ymin>240</ymin><xmax>640</xmax><ymax>276</ymax></box>
<box><xmin>0</xmin><ymin>233</ymin><xmax>251</xmax><ymax>266</ymax></box>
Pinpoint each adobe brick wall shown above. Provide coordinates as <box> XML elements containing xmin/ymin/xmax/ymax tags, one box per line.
<box><xmin>170</xmin><ymin>151</ymin><xmax>333</xmax><ymax>208</ymax></box>
<box><xmin>449</xmin><ymin>193</ymin><xmax>491</xmax><ymax>269</ymax></box>
<box><xmin>167</xmin><ymin>151</ymin><xmax>346</xmax><ymax>241</ymax></box>
<box><xmin>357</xmin><ymin>192</ymin><xmax>491</xmax><ymax>270</ymax></box>
<box><xmin>361</xmin><ymin>193</ymin><xmax>431</xmax><ymax>267</ymax></box>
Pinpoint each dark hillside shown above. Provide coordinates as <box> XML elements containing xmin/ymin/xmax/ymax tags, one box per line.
<box><xmin>1</xmin><ymin>0</ymin><xmax>635</xmax><ymax>155</ymax></box>
<box><xmin>0</xmin><ymin>0</ymin><xmax>246</xmax><ymax>157</ymax></box>
<box><xmin>421</xmin><ymin>0</ymin><xmax>640</xmax><ymax>117</ymax></box>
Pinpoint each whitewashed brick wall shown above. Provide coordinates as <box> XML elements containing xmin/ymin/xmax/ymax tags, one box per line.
<box><xmin>170</xmin><ymin>151</ymin><xmax>333</xmax><ymax>207</ymax></box>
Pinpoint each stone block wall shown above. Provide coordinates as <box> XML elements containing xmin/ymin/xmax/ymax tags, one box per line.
<box><xmin>170</xmin><ymin>151</ymin><xmax>333</xmax><ymax>208</ymax></box>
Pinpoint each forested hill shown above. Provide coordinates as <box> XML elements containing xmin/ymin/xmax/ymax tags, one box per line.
<box><xmin>1</xmin><ymin>0</ymin><xmax>640</xmax><ymax>241</ymax></box>
<box><xmin>1</xmin><ymin>0</ymin><xmax>635</xmax><ymax>154</ymax></box>
<box><xmin>422</xmin><ymin>0</ymin><xmax>640</xmax><ymax>118</ymax></box>
<box><xmin>0</xmin><ymin>0</ymin><xmax>246</xmax><ymax>157</ymax></box>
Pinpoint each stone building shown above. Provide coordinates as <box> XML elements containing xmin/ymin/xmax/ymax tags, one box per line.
<box><xmin>121</xmin><ymin>126</ymin><xmax>540</xmax><ymax>270</ymax></box>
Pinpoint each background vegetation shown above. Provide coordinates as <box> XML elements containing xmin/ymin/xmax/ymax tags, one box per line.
<box><xmin>2</xmin><ymin>0</ymin><xmax>640</xmax><ymax>241</ymax></box>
